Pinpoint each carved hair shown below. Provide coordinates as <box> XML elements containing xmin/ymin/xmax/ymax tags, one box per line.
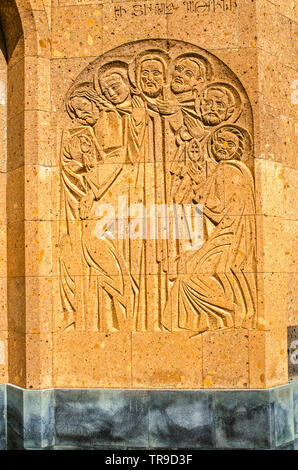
<box><xmin>132</xmin><ymin>49</ymin><xmax>170</xmax><ymax>90</ymax></box>
<box><xmin>94</xmin><ymin>60</ymin><xmax>137</xmax><ymax>100</ymax></box>
<box><xmin>202</xmin><ymin>85</ymin><xmax>235</xmax><ymax>107</ymax></box>
<box><xmin>211</xmin><ymin>124</ymin><xmax>252</xmax><ymax>160</ymax></box>
<box><xmin>96</xmin><ymin>61</ymin><xmax>129</xmax><ymax>84</ymax></box>
<box><xmin>198</xmin><ymin>82</ymin><xmax>243</xmax><ymax>123</ymax></box>
<box><xmin>171</xmin><ymin>52</ymin><xmax>213</xmax><ymax>84</ymax></box>
<box><xmin>65</xmin><ymin>82</ymin><xmax>100</xmax><ymax>119</ymax></box>
<box><xmin>137</xmin><ymin>55</ymin><xmax>167</xmax><ymax>77</ymax></box>
<box><xmin>176</xmin><ymin>57</ymin><xmax>206</xmax><ymax>82</ymax></box>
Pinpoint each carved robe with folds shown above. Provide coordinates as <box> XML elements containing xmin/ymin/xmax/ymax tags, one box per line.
<box><xmin>163</xmin><ymin>159</ymin><xmax>257</xmax><ymax>332</ymax></box>
<box><xmin>59</xmin><ymin>98</ymin><xmax>147</xmax><ymax>331</ymax></box>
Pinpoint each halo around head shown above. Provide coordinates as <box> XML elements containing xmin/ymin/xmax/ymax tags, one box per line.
<box><xmin>207</xmin><ymin>124</ymin><xmax>253</xmax><ymax>161</ymax></box>
<box><xmin>129</xmin><ymin>48</ymin><xmax>171</xmax><ymax>90</ymax></box>
<box><xmin>169</xmin><ymin>52</ymin><xmax>214</xmax><ymax>84</ymax></box>
<box><xmin>65</xmin><ymin>81</ymin><xmax>100</xmax><ymax>119</ymax></box>
<box><xmin>94</xmin><ymin>60</ymin><xmax>131</xmax><ymax>96</ymax></box>
<box><xmin>199</xmin><ymin>81</ymin><xmax>243</xmax><ymax>123</ymax></box>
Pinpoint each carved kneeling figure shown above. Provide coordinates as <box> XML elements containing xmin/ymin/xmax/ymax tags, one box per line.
<box><xmin>163</xmin><ymin>125</ymin><xmax>257</xmax><ymax>333</ymax></box>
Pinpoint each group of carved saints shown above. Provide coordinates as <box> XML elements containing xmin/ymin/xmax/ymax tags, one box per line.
<box><xmin>59</xmin><ymin>41</ymin><xmax>257</xmax><ymax>334</ymax></box>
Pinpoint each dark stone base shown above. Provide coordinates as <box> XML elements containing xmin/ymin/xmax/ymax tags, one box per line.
<box><xmin>0</xmin><ymin>380</ymin><xmax>297</xmax><ymax>450</ymax></box>
<box><xmin>0</xmin><ymin>385</ymin><xmax>6</xmax><ymax>450</ymax></box>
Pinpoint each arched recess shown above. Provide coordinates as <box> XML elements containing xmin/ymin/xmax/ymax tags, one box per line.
<box><xmin>0</xmin><ymin>0</ymin><xmax>52</xmax><ymax>389</ymax></box>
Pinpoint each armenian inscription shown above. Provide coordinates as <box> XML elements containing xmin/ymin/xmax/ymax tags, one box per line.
<box><xmin>113</xmin><ymin>1</ymin><xmax>238</xmax><ymax>19</ymax></box>
<box><xmin>183</xmin><ymin>0</ymin><xmax>238</xmax><ymax>14</ymax></box>
<box><xmin>59</xmin><ymin>39</ymin><xmax>257</xmax><ymax>334</ymax></box>
<box><xmin>114</xmin><ymin>3</ymin><xmax>175</xmax><ymax>18</ymax></box>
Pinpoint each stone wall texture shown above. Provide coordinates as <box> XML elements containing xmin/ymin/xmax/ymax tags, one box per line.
<box><xmin>0</xmin><ymin>0</ymin><xmax>296</xmax><ymax>390</ymax></box>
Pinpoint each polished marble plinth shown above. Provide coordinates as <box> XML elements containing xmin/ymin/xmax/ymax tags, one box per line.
<box><xmin>0</xmin><ymin>380</ymin><xmax>297</xmax><ymax>450</ymax></box>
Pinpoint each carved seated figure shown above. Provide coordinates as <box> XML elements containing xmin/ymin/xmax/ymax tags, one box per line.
<box><xmin>163</xmin><ymin>124</ymin><xmax>257</xmax><ymax>333</ymax></box>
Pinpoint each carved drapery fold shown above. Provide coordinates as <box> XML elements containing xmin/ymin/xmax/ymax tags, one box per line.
<box><xmin>59</xmin><ymin>39</ymin><xmax>257</xmax><ymax>334</ymax></box>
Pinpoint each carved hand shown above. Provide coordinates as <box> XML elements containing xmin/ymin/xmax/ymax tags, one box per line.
<box><xmin>184</xmin><ymin>116</ymin><xmax>207</xmax><ymax>140</ymax></box>
<box><xmin>79</xmin><ymin>190</ymin><xmax>94</xmax><ymax>219</ymax></box>
<box><xmin>155</xmin><ymin>99</ymin><xmax>180</xmax><ymax>116</ymax></box>
<box><xmin>187</xmin><ymin>164</ymin><xmax>202</xmax><ymax>185</ymax></box>
<box><xmin>82</xmin><ymin>152</ymin><xmax>95</xmax><ymax>172</ymax></box>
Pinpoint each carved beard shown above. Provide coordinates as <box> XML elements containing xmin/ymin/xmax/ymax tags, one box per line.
<box><xmin>212</xmin><ymin>143</ymin><xmax>237</xmax><ymax>161</ymax></box>
<box><xmin>201</xmin><ymin>113</ymin><xmax>224</xmax><ymax>126</ymax></box>
<box><xmin>143</xmin><ymin>86</ymin><xmax>162</xmax><ymax>98</ymax></box>
<box><xmin>171</xmin><ymin>78</ymin><xmax>196</xmax><ymax>94</ymax></box>
<box><xmin>171</xmin><ymin>81</ymin><xmax>188</xmax><ymax>94</ymax></box>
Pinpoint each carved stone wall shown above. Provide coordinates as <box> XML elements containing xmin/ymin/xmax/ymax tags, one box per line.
<box><xmin>58</xmin><ymin>39</ymin><xmax>256</xmax><ymax>334</ymax></box>
<box><xmin>0</xmin><ymin>0</ymin><xmax>296</xmax><ymax>390</ymax></box>
<box><xmin>53</xmin><ymin>39</ymin><xmax>259</xmax><ymax>387</ymax></box>
<box><xmin>0</xmin><ymin>46</ymin><xmax>7</xmax><ymax>384</ymax></box>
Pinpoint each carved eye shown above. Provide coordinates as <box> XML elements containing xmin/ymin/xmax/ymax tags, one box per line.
<box><xmin>142</xmin><ymin>70</ymin><xmax>149</xmax><ymax>76</ymax></box>
<box><xmin>185</xmin><ymin>70</ymin><xmax>193</xmax><ymax>78</ymax></box>
<box><xmin>228</xmin><ymin>141</ymin><xmax>236</xmax><ymax>148</ymax></box>
<box><xmin>153</xmin><ymin>70</ymin><xmax>161</xmax><ymax>76</ymax></box>
<box><xmin>217</xmin><ymin>138</ymin><xmax>224</xmax><ymax>143</ymax></box>
<box><xmin>216</xmin><ymin>101</ymin><xmax>225</xmax><ymax>108</ymax></box>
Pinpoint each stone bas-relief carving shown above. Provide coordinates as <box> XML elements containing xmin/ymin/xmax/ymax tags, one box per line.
<box><xmin>59</xmin><ymin>40</ymin><xmax>257</xmax><ymax>334</ymax></box>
